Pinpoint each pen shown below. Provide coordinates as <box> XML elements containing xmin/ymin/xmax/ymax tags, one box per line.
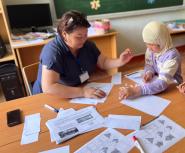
<box><xmin>125</xmin><ymin>71</ymin><xmax>140</xmax><ymax>76</ymax></box>
<box><xmin>44</xmin><ymin>104</ymin><xmax>59</xmax><ymax>113</ymax></box>
<box><xmin>132</xmin><ymin>136</ymin><xmax>146</xmax><ymax>153</ymax></box>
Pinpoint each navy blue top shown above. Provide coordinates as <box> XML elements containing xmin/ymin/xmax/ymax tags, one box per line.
<box><xmin>32</xmin><ymin>35</ymin><xmax>100</xmax><ymax>94</ymax></box>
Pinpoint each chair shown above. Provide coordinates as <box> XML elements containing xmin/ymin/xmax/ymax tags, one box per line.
<box><xmin>22</xmin><ymin>62</ymin><xmax>39</xmax><ymax>96</ymax></box>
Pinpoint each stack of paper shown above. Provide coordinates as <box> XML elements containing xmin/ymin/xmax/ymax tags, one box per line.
<box><xmin>21</xmin><ymin>113</ymin><xmax>41</xmax><ymax>145</ymax></box>
<box><xmin>70</xmin><ymin>82</ymin><xmax>113</xmax><ymax>105</ymax></box>
<box><xmin>46</xmin><ymin>106</ymin><xmax>104</xmax><ymax>144</ymax></box>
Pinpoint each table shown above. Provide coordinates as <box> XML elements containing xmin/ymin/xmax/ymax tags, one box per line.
<box><xmin>0</xmin><ymin>76</ymin><xmax>185</xmax><ymax>153</ymax></box>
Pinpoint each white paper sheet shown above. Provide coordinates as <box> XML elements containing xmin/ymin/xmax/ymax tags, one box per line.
<box><xmin>57</xmin><ymin>108</ymin><xmax>76</xmax><ymax>118</ymax></box>
<box><xmin>127</xmin><ymin>115</ymin><xmax>185</xmax><ymax>153</ymax></box>
<box><xmin>46</xmin><ymin>106</ymin><xmax>104</xmax><ymax>144</ymax></box>
<box><xmin>21</xmin><ymin>113</ymin><xmax>40</xmax><ymax>145</ymax></box>
<box><xmin>104</xmin><ymin>114</ymin><xmax>141</xmax><ymax>130</ymax></box>
<box><xmin>111</xmin><ymin>72</ymin><xmax>122</xmax><ymax>84</ymax></box>
<box><xmin>121</xmin><ymin>95</ymin><xmax>170</xmax><ymax>116</ymax></box>
<box><xmin>74</xmin><ymin>128</ymin><xmax>133</xmax><ymax>153</ymax></box>
<box><xmin>125</xmin><ymin>70</ymin><xmax>144</xmax><ymax>84</ymax></box>
<box><xmin>12</xmin><ymin>39</ymin><xmax>44</xmax><ymax>47</ymax></box>
<box><xmin>39</xmin><ymin>145</ymin><xmax>70</xmax><ymax>153</ymax></box>
<box><xmin>70</xmin><ymin>83</ymin><xmax>113</xmax><ymax>105</ymax></box>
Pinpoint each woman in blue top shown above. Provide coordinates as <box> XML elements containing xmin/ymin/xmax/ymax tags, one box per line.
<box><xmin>33</xmin><ymin>10</ymin><xmax>133</xmax><ymax>99</ymax></box>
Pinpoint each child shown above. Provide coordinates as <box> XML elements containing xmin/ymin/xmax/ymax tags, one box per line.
<box><xmin>119</xmin><ymin>21</ymin><xmax>182</xmax><ymax>99</ymax></box>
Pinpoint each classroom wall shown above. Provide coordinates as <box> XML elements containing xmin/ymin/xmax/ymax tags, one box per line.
<box><xmin>5</xmin><ymin>0</ymin><xmax>185</xmax><ymax>55</ymax></box>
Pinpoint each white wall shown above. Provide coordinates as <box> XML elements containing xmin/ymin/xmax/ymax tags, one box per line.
<box><xmin>110</xmin><ymin>9</ymin><xmax>185</xmax><ymax>55</ymax></box>
<box><xmin>5</xmin><ymin>0</ymin><xmax>185</xmax><ymax>55</ymax></box>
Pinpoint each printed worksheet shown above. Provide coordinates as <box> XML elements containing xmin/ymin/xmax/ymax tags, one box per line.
<box><xmin>74</xmin><ymin>128</ymin><xmax>133</xmax><ymax>153</ymax></box>
<box><xmin>127</xmin><ymin>115</ymin><xmax>185</xmax><ymax>153</ymax></box>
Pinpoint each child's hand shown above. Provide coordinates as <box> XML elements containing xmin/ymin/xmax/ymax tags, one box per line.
<box><xmin>119</xmin><ymin>85</ymin><xmax>141</xmax><ymax>100</ymax></box>
<box><xmin>143</xmin><ymin>71</ymin><xmax>153</xmax><ymax>83</ymax></box>
<box><xmin>177</xmin><ymin>82</ymin><xmax>185</xmax><ymax>95</ymax></box>
<box><xmin>119</xmin><ymin>48</ymin><xmax>134</xmax><ymax>66</ymax></box>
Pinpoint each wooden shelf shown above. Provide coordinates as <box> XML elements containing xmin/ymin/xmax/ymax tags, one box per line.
<box><xmin>0</xmin><ymin>51</ymin><xmax>14</xmax><ymax>62</ymax></box>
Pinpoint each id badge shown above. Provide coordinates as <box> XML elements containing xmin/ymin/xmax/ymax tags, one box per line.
<box><xmin>79</xmin><ymin>71</ymin><xmax>89</xmax><ymax>83</ymax></box>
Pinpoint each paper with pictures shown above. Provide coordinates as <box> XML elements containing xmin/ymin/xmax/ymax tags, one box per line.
<box><xmin>127</xmin><ymin>115</ymin><xmax>185</xmax><ymax>153</ymax></box>
<box><xmin>39</xmin><ymin>145</ymin><xmax>69</xmax><ymax>153</ymax></box>
<box><xmin>111</xmin><ymin>72</ymin><xmax>122</xmax><ymax>84</ymax></box>
<box><xmin>74</xmin><ymin>128</ymin><xmax>133</xmax><ymax>153</ymax></box>
<box><xmin>46</xmin><ymin>106</ymin><xmax>104</xmax><ymax>144</ymax></box>
<box><xmin>121</xmin><ymin>95</ymin><xmax>170</xmax><ymax>116</ymax></box>
<box><xmin>70</xmin><ymin>83</ymin><xmax>113</xmax><ymax>105</ymax></box>
<box><xmin>104</xmin><ymin>114</ymin><xmax>141</xmax><ymax>130</ymax></box>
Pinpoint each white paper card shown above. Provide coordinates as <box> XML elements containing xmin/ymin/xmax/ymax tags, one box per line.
<box><xmin>121</xmin><ymin>95</ymin><xmax>170</xmax><ymax>116</ymax></box>
<box><xmin>111</xmin><ymin>72</ymin><xmax>122</xmax><ymax>84</ymax></box>
<box><xmin>104</xmin><ymin>114</ymin><xmax>141</xmax><ymax>130</ymax></box>
<box><xmin>39</xmin><ymin>145</ymin><xmax>70</xmax><ymax>153</ymax></box>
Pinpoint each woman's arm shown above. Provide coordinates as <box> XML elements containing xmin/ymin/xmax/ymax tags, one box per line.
<box><xmin>97</xmin><ymin>48</ymin><xmax>133</xmax><ymax>70</ymax></box>
<box><xmin>41</xmin><ymin>65</ymin><xmax>106</xmax><ymax>99</ymax></box>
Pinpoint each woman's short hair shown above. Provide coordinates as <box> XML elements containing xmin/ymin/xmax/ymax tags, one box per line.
<box><xmin>57</xmin><ymin>10</ymin><xmax>90</xmax><ymax>34</ymax></box>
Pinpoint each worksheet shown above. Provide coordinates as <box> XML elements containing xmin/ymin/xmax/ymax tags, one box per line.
<box><xmin>74</xmin><ymin>128</ymin><xmax>133</xmax><ymax>153</ymax></box>
<box><xmin>127</xmin><ymin>115</ymin><xmax>185</xmax><ymax>153</ymax></box>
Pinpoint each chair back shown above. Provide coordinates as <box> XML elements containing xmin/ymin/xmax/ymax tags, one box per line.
<box><xmin>22</xmin><ymin>62</ymin><xmax>39</xmax><ymax>96</ymax></box>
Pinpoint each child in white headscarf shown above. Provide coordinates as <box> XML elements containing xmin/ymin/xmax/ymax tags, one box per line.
<box><xmin>119</xmin><ymin>21</ymin><xmax>182</xmax><ymax>99</ymax></box>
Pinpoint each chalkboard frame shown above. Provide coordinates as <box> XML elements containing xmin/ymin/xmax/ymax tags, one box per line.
<box><xmin>54</xmin><ymin>0</ymin><xmax>184</xmax><ymax>20</ymax></box>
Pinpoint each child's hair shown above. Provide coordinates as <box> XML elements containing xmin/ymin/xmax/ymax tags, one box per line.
<box><xmin>142</xmin><ymin>21</ymin><xmax>173</xmax><ymax>52</ymax></box>
<box><xmin>57</xmin><ymin>10</ymin><xmax>90</xmax><ymax>34</ymax></box>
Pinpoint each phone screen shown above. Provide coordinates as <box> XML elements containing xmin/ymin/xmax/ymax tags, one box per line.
<box><xmin>7</xmin><ymin>109</ymin><xmax>21</xmax><ymax>127</ymax></box>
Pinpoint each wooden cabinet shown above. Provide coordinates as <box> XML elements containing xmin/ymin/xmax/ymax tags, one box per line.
<box><xmin>0</xmin><ymin>0</ymin><xmax>17</xmax><ymax>102</ymax></box>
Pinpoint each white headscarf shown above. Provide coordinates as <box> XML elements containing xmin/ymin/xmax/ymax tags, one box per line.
<box><xmin>142</xmin><ymin>21</ymin><xmax>173</xmax><ymax>56</ymax></box>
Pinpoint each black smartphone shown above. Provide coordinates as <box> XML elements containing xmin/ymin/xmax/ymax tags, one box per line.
<box><xmin>7</xmin><ymin>109</ymin><xmax>21</xmax><ymax>127</ymax></box>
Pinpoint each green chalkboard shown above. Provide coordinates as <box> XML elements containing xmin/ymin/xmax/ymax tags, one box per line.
<box><xmin>54</xmin><ymin>0</ymin><xmax>183</xmax><ymax>18</ymax></box>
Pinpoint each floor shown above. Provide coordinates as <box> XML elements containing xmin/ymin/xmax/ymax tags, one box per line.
<box><xmin>0</xmin><ymin>46</ymin><xmax>185</xmax><ymax>103</ymax></box>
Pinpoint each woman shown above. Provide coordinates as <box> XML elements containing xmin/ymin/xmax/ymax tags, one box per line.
<box><xmin>119</xmin><ymin>21</ymin><xmax>182</xmax><ymax>100</ymax></box>
<box><xmin>33</xmin><ymin>10</ymin><xmax>133</xmax><ymax>99</ymax></box>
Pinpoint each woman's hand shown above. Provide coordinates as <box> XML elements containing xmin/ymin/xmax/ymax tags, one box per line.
<box><xmin>143</xmin><ymin>71</ymin><xmax>153</xmax><ymax>83</ymax></box>
<box><xmin>119</xmin><ymin>48</ymin><xmax>134</xmax><ymax>66</ymax></box>
<box><xmin>177</xmin><ymin>82</ymin><xmax>185</xmax><ymax>95</ymax></box>
<box><xmin>82</xmin><ymin>87</ymin><xmax>106</xmax><ymax>99</ymax></box>
<box><xmin>119</xmin><ymin>85</ymin><xmax>141</xmax><ymax>100</ymax></box>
